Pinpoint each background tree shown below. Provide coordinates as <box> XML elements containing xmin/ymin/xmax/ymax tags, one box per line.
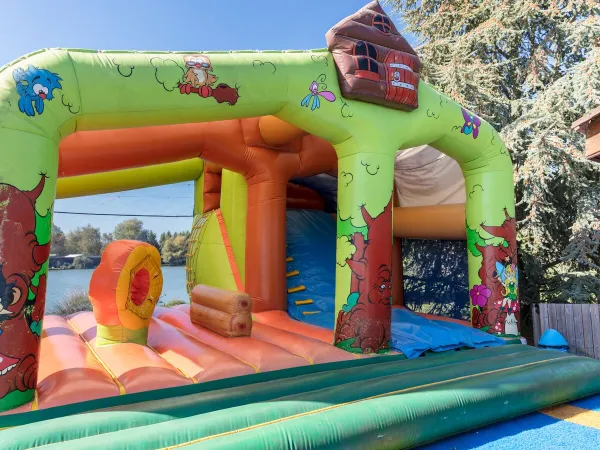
<box><xmin>50</xmin><ymin>224</ymin><xmax>67</xmax><ymax>256</ymax></box>
<box><xmin>101</xmin><ymin>232</ymin><xmax>114</xmax><ymax>250</ymax></box>
<box><xmin>71</xmin><ymin>255</ymin><xmax>95</xmax><ymax>269</ymax></box>
<box><xmin>161</xmin><ymin>231</ymin><xmax>190</xmax><ymax>265</ymax></box>
<box><xmin>388</xmin><ymin>0</ymin><xmax>600</xmax><ymax>303</ymax></box>
<box><xmin>159</xmin><ymin>231</ymin><xmax>173</xmax><ymax>250</ymax></box>
<box><xmin>402</xmin><ymin>239</ymin><xmax>470</xmax><ymax>319</ymax></box>
<box><xmin>65</xmin><ymin>225</ymin><xmax>103</xmax><ymax>255</ymax></box>
<box><xmin>113</xmin><ymin>219</ymin><xmax>159</xmax><ymax>248</ymax></box>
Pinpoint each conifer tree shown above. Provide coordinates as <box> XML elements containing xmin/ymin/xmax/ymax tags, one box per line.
<box><xmin>387</xmin><ymin>0</ymin><xmax>600</xmax><ymax>302</ymax></box>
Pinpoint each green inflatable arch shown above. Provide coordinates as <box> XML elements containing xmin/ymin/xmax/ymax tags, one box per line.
<box><xmin>0</xmin><ymin>43</ymin><xmax>517</xmax><ymax>411</ymax></box>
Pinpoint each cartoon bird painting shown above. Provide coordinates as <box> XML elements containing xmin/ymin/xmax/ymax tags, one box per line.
<box><xmin>181</xmin><ymin>55</ymin><xmax>218</xmax><ymax>94</ymax></box>
<box><xmin>13</xmin><ymin>66</ymin><xmax>62</xmax><ymax>117</ymax></box>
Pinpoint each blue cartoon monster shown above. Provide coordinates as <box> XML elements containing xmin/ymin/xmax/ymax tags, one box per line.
<box><xmin>13</xmin><ymin>65</ymin><xmax>62</xmax><ymax>117</ymax></box>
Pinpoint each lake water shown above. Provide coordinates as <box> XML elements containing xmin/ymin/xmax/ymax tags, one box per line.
<box><xmin>45</xmin><ymin>266</ymin><xmax>189</xmax><ymax>311</ymax></box>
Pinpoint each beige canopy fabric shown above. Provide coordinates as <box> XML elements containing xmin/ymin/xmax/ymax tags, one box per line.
<box><xmin>394</xmin><ymin>145</ymin><xmax>466</xmax><ymax>207</ymax></box>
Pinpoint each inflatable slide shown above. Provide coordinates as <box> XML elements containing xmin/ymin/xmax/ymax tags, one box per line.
<box><xmin>284</xmin><ymin>209</ymin><xmax>505</xmax><ymax>357</ymax></box>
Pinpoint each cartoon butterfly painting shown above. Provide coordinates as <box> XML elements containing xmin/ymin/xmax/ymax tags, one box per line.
<box><xmin>460</xmin><ymin>107</ymin><xmax>481</xmax><ymax>139</ymax></box>
<box><xmin>301</xmin><ymin>81</ymin><xmax>336</xmax><ymax>111</ymax></box>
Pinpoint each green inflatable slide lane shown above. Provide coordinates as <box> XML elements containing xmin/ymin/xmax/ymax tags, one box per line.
<box><xmin>2</xmin><ymin>345</ymin><xmax>600</xmax><ymax>449</ymax></box>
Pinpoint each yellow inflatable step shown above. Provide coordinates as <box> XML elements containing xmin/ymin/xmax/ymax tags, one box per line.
<box><xmin>295</xmin><ymin>299</ymin><xmax>313</xmax><ymax>306</ymax></box>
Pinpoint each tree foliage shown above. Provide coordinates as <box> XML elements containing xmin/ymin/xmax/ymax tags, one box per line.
<box><xmin>160</xmin><ymin>231</ymin><xmax>190</xmax><ymax>265</ymax></box>
<box><xmin>113</xmin><ymin>219</ymin><xmax>159</xmax><ymax>248</ymax></box>
<box><xmin>53</xmin><ymin>219</ymin><xmax>189</xmax><ymax>267</ymax></box>
<box><xmin>388</xmin><ymin>0</ymin><xmax>600</xmax><ymax>303</ymax></box>
<box><xmin>50</xmin><ymin>224</ymin><xmax>67</xmax><ymax>256</ymax></box>
<box><xmin>65</xmin><ymin>225</ymin><xmax>103</xmax><ymax>255</ymax></box>
<box><xmin>53</xmin><ymin>218</ymin><xmax>189</xmax><ymax>267</ymax></box>
<box><xmin>71</xmin><ymin>255</ymin><xmax>95</xmax><ymax>269</ymax></box>
<box><xmin>402</xmin><ymin>239</ymin><xmax>470</xmax><ymax>319</ymax></box>
<box><xmin>101</xmin><ymin>232</ymin><xmax>114</xmax><ymax>250</ymax></box>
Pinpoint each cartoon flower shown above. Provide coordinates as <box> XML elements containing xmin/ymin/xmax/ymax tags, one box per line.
<box><xmin>460</xmin><ymin>107</ymin><xmax>481</xmax><ymax>139</ymax></box>
<box><xmin>470</xmin><ymin>284</ymin><xmax>491</xmax><ymax>307</ymax></box>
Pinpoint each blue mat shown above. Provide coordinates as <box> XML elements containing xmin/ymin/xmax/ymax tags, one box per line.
<box><xmin>391</xmin><ymin>308</ymin><xmax>505</xmax><ymax>359</ymax></box>
<box><xmin>285</xmin><ymin>208</ymin><xmax>505</xmax><ymax>358</ymax></box>
<box><xmin>420</xmin><ymin>394</ymin><xmax>600</xmax><ymax>449</ymax></box>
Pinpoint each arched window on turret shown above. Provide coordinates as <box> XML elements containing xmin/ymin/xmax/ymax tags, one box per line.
<box><xmin>373</xmin><ymin>14</ymin><xmax>392</xmax><ymax>35</ymax></box>
<box><xmin>353</xmin><ymin>41</ymin><xmax>380</xmax><ymax>82</ymax></box>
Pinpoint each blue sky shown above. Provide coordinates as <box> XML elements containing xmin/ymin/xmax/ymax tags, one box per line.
<box><xmin>0</xmin><ymin>0</ymin><xmax>410</xmax><ymax>236</ymax></box>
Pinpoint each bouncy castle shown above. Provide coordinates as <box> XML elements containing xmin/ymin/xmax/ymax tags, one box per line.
<box><xmin>1</xmin><ymin>2</ymin><xmax>600</xmax><ymax>448</ymax></box>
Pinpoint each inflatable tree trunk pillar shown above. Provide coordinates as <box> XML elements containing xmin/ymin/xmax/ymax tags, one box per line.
<box><xmin>0</xmin><ymin>133</ymin><xmax>57</xmax><ymax>411</ymax></box>
<box><xmin>333</xmin><ymin>145</ymin><xmax>395</xmax><ymax>354</ymax></box>
<box><xmin>464</xmin><ymin>169</ymin><xmax>520</xmax><ymax>338</ymax></box>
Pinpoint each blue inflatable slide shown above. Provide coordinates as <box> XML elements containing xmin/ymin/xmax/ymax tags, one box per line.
<box><xmin>285</xmin><ymin>209</ymin><xmax>505</xmax><ymax>358</ymax></box>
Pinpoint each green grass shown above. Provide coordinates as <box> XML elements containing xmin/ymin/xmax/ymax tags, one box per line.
<box><xmin>48</xmin><ymin>289</ymin><xmax>92</xmax><ymax>316</ymax></box>
<box><xmin>47</xmin><ymin>290</ymin><xmax>188</xmax><ymax>317</ymax></box>
<box><xmin>159</xmin><ymin>298</ymin><xmax>187</xmax><ymax>308</ymax></box>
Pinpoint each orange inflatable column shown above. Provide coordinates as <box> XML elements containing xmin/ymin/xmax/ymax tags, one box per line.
<box><xmin>245</xmin><ymin>180</ymin><xmax>288</xmax><ymax>312</ymax></box>
<box><xmin>203</xmin><ymin>163</ymin><xmax>222</xmax><ymax>213</ymax></box>
<box><xmin>89</xmin><ymin>240</ymin><xmax>163</xmax><ymax>346</ymax></box>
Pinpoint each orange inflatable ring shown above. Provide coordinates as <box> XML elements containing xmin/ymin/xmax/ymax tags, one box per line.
<box><xmin>89</xmin><ymin>240</ymin><xmax>163</xmax><ymax>346</ymax></box>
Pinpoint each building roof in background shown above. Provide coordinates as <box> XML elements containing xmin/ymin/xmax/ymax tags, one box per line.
<box><xmin>572</xmin><ymin>106</ymin><xmax>600</xmax><ymax>134</ymax></box>
<box><xmin>572</xmin><ymin>106</ymin><xmax>600</xmax><ymax>163</ymax></box>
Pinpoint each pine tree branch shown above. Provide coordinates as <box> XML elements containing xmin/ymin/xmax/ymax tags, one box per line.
<box><xmin>542</xmin><ymin>260</ymin><xmax>563</xmax><ymax>271</ymax></box>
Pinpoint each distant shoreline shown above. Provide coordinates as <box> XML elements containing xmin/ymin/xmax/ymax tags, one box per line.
<box><xmin>49</xmin><ymin>263</ymin><xmax>185</xmax><ymax>270</ymax></box>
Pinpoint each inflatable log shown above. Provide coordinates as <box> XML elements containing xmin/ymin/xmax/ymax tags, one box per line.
<box><xmin>190</xmin><ymin>285</ymin><xmax>251</xmax><ymax>314</ymax></box>
<box><xmin>190</xmin><ymin>285</ymin><xmax>252</xmax><ymax>337</ymax></box>
<box><xmin>190</xmin><ymin>304</ymin><xmax>252</xmax><ymax>337</ymax></box>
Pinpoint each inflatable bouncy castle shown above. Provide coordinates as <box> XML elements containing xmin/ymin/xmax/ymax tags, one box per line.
<box><xmin>1</xmin><ymin>2</ymin><xmax>600</xmax><ymax>448</ymax></box>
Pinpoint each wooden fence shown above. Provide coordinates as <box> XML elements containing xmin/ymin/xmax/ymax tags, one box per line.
<box><xmin>532</xmin><ymin>303</ymin><xmax>600</xmax><ymax>359</ymax></box>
